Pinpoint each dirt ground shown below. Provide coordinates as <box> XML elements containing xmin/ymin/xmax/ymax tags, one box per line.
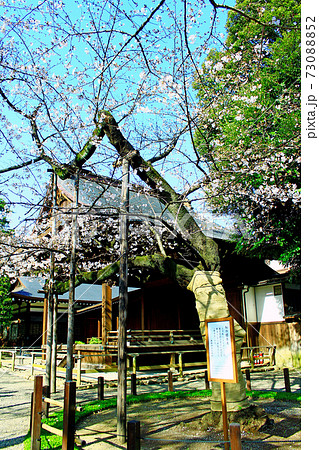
<box><xmin>76</xmin><ymin>396</ymin><xmax>301</xmax><ymax>449</ymax></box>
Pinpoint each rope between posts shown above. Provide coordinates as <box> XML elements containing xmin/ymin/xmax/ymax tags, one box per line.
<box><xmin>142</xmin><ymin>436</ymin><xmax>301</xmax><ymax>444</ymax></box>
<box><xmin>142</xmin><ymin>437</ymin><xmax>229</xmax><ymax>444</ymax></box>
<box><xmin>241</xmin><ymin>440</ymin><xmax>301</xmax><ymax>444</ymax></box>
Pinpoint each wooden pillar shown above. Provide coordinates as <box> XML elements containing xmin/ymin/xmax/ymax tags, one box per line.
<box><xmin>230</xmin><ymin>423</ymin><xmax>242</xmax><ymax>450</ymax></box>
<box><xmin>131</xmin><ymin>373</ymin><xmax>137</xmax><ymax>396</ymax></box>
<box><xmin>66</xmin><ymin>172</ymin><xmax>79</xmax><ymax>382</ymax></box>
<box><xmin>98</xmin><ymin>376</ymin><xmax>104</xmax><ymax>400</ymax></box>
<box><xmin>25</xmin><ymin>302</ymin><xmax>31</xmax><ymax>344</ymax></box>
<box><xmin>127</xmin><ymin>420</ymin><xmax>140</xmax><ymax>450</ymax></box>
<box><xmin>141</xmin><ymin>293</ymin><xmax>145</xmax><ymax>332</ymax></box>
<box><xmin>76</xmin><ymin>351</ymin><xmax>82</xmax><ymax>387</ymax></box>
<box><xmin>283</xmin><ymin>368</ymin><xmax>291</xmax><ymax>393</ymax></box>
<box><xmin>178</xmin><ymin>353</ymin><xmax>183</xmax><ymax>377</ymax></box>
<box><xmin>42</xmin><ymin>385</ymin><xmax>50</xmax><ymax>418</ymax></box>
<box><xmin>51</xmin><ymin>294</ymin><xmax>58</xmax><ymax>393</ymax></box>
<box><xmin>45</xmin><ymin>290</ymin><xmax>54</xmax><ymax>391</ymax></box>
<box><xmin>204</xmin><ymin>370</ymin><xmax>210</xmax><ymax>390</ymax></box>
<box><xmin>31</xmin><ymin>375</ymin><xmax>43</xmax><ymax>450</ymax></box>
<box><xmin>62</xmin><ymin>381</ymin><xmax>76</xmax><ymax>450</ymax></box>
<box><xmin>177</xmin><ymin>307</ymin><xmax>181</xmax><ymax>330</ymax></box>
<box><xmin>117</xmin><ymin>158</ymin><xmax>129</xmax><ymax>443</ymax></box>
<box><xmin>42</xmin><ymin>296</ymin><xmax>48</xmax><ymax>360</ymax></box>
<box><xmin>245</xmin><ymin>369</ymin><xmax>251</xmax><ymax>391</ymax></box>
<box><xmin>102</xmin><ymin>283</ymin><xmax>112</xmax><ymax>365</ymax></box>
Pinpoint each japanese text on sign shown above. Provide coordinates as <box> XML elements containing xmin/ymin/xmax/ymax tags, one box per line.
<box><xmin>205</xmin><ymin>318</ymin><xmax>238</xmax><ymax>383</ymax></box>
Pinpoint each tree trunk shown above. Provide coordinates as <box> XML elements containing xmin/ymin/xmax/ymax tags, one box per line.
<box><xmin>188</xmin><ymin>271</ymin><xmax>249</xmax><ymax>411</ymax></box>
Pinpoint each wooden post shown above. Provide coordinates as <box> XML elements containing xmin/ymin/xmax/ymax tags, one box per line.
<box><xmin>221</xmin><ymin>382</ymin><xmax>229</xmax><ymax>450</ymax></box>
<box><xmin>131</xmin><ymin>373</ymin><xmax>137</xmax><ymax>396</ymax></box>
<box><xmin>42</xmin><ymin>385</ymin><xmax>50</xmax><ymax>418</ymax></box>
<box><xmin>62</xmin><ymin>381</ymin><xmax>76</xmax><ymax>450</ymax></box>
<box><xmin>229</xmin><ymin>423</ymin><xmax>242</xmax><ymax>450</ymax></box>
<box><xmin>51</xmin><ymin>293</ymin><xmax>58</xmax><ymax>393</ymax></box>
<box><xmin>102</xmin><ymin>283</ymin><xmax>112</xmax><ymax>365</ymax></box>
<box><xmin>204</xmin><ymin>370</ymin><xmax>210</xmax><ymax>390</ymax></box>
<box><xmin>30</xmin><ymin>392</ymin><xmax>34</xmax><ymax>433</ymax></box>
<box><xmin>45</xmin><ymin>289</ymin><xmax>53</xmax><ymax>392</ymax></box>
<box><xmin>12</xmin><ymin>351</ymin><xmax>16</xmax><ymax>371</ymax></box>
<box><xmin>271</xmin><ymin>345</ymin><xmax>276</xmax><ymax>365</ymax></box>
<box><xmin>250</xmin><ymin>348</ymin><xmax>254</xmax><ymax>370</ymax></box>
<box><xmin>245</xmin><ymin>369</ymin><xmax>251</xmax><ymax>391</ymax></box>
<box><xmin>42</xmin><ymin>296</ymin><xmax>48</xmax><ymax>360</ymax></box>
<box><xmin>132</xmin><ymin>355</ymin><xmax>137</xmax><ymax>375</ymax></box>
<box><xmin>31</xmin><ymin>375</ymin><xmax>43</xmax><ymax>450</ymax></box>
<box><xmin>31</xmin><ymin>353</ymin><xmax>35</xmax><ymax>376</ymax></box>
<box><xmin>98</xmin><ymin>376</ymin><xmax>104</xmax><ymax>400</ymax></box>
<box><xmin>46</xmin><ymin>168</ymin><xmax>57</xmax><ymax>392</ymax></box>
<box><xmin>102</xmin><ymin>283</ymin><xmax>112</xmax><ymax>339</ymax></box>
<box><xmin>141</xmin><ymin>293</ymin><xmax>145</xmax><ymax>332</ymax></box>
<box><xmin>66</xmin><ymin>172</ymin><xmax>79</xmax><ymax>382</ymax></box>
<box><xmin>168</xmin><ymin>370</ymin><xmax>173</xmax><ymax>392</ymax></box>
<box><xmin>102</xmin><ymin>284</ymin><xmax>106</xmax><ymax>347</ymax></box>
<box><xmin>117</xmin><ymin>158</ymin><xmax>130</xmax><ymax>443</ymax></box>
<box><xmin>170</xmin><ymin>352</ymin><xmax>175</xmax><ymax>369</ymax></box>
<box><xmin>283</xmin><ymin>368</ymin><xmax>291</xmax><ymax>393</ymax></box>
<box><xmin>46</xmin><ymin>170</ymin><xmax>58</xmax><ymax>391</ymax></box>
<box><xmin>76</xmin><ymin>351</ymin><xmax>81</xmax><ymax>387</ymax></box>
<box><xmin>127</xmin><ymin>420</ymin><xmax>140</xmax><ymax>450</ymax></box>
<box><xmin>178</xmin><ymin>352</ymin><xmax>183</xmax><ymax>377</ymax></box>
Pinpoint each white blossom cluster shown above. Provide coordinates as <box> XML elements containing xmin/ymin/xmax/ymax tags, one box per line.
<box><xmin>193</xmin><ymin>1</ymin><xmax>300</xmax><ymax>268</ymax></box>
<box><xmin>0</xmin><ymin>206</ymin><xmax>182</xmax><ymax>285</ymax></box>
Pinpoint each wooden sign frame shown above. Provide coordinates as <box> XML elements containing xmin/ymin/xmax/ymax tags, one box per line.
<box><xmin>205</xmin><ymin>317</ymin><xmax>238</xmax><ymax>383</ymax></box>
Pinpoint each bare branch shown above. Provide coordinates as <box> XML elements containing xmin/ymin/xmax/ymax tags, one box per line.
<box><xmin>0</xmin><ymin>157</ymin><xmax>42</xmax><ymax>174</ymax></box>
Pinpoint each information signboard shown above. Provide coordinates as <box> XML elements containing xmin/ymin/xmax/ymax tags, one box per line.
<box><xmin>205</xmin><ymin>317</ymin><xmax>238</xmax><ymax>383</ymax></box>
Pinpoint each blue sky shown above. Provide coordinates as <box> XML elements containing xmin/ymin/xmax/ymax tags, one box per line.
<box><xmin>0</xmin><ymin>0</ymin><xmax>235</xmax><ymax>229</ymax></box>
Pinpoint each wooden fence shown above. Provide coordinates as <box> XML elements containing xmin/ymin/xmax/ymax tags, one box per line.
<box><xmin>241</xmin><ymin>345</ymin><xmax>276</xmax><ymax>369</ymax></box>
<box><xmin>28</xmin><ymin>368</ymin><xmax>295</xmax><ymax>449</ymax></box>
<box><xmin>30</xmin><ymin>375</ymin><xmax>85</xmax><ymax>450</ymax></box>
<box><xmin>126</xmin><ymin>420</ymin><xmax>243</xmax><ymax>450</ymax></box>
<box><xmin>87</xmin><ymin>329</ymin><xmax>204</xmax><ymax>351</ymax></box>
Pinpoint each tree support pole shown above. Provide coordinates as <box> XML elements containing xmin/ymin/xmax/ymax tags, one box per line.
<box><xmin>51</xmin><ymin>293</ymin><xmax>58</xmax><ymax>392</ymax></box>
<box><xmin>117</xmin><ymin>158</ymin><xmax>129</xmax><ymax>443</ymax></box>
<box><xmin>45</xmin><ymin>171</ymin><xmax>58</xmax><ymax>390</ymax></box>
<box><xmin>66</xmin><ymin>172</ymin><xmax>79</xmax><ymax>382</ymax></box>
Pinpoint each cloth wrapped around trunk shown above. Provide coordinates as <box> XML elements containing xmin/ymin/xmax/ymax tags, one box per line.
<box><xmin>188</xmin><ymin>271</ymin><xmax>249</xmax><ymax>411</ymax></box>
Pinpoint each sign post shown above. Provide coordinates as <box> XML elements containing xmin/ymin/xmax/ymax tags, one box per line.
<box><xmin>205</xmin><ymin>317</ymin><xmax>238</xmax><ymax>450</ymax></box>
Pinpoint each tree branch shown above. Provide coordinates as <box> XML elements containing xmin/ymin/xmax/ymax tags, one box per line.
<box><xmin>103</xmin><ymin>111</ymin><xmax>220</xmax><ymax>270</ymax></box>
<box><xmin>0</xmin><ymin>157</ymin><xmax>42</xmax><ymax>174</ymax></box>
<box><xmin>54</xmin><ymin>254</ymin><xmax>195</xmax><ymax>294</ymax></box>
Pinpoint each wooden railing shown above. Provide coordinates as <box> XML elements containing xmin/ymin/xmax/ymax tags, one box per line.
<box><xmin>241</xmin><ymin>345</ymin><xmax>276</xmax><ymax>369</ymax></box>
<box><xmin>87</xmin><ymin>329</ymin><xmax>204</xmax><ymax>351</ymax></box>
<box><xmin>30</xmin><ymin>375</ymin><xmax>85</xmax><ymax>449</ymax></box>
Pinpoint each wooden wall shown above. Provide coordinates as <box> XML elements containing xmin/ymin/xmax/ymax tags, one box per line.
<box><xmin>112</xmin><ymin>280</ymin><xmax>200</xmax><ymax>332</ymax></box>
<box><xmin>246</xmin><ymin>320</ymin><xmax>301</xmax><ymax>367</ymax></box>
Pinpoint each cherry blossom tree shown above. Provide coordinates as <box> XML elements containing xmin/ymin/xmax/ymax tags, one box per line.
<box><xmin>193</xmin><ymin>0</ymin><xmax>301</xmax><ymax>277</ymax></box>
<box><xmin>0</xmin><ymin>0</ymin><xmax>299</xmax><ymax>412</ymax></box>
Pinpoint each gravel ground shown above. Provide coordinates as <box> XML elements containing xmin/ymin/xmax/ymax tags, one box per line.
<box><xmin>0</xmin><ymin>363</ymin><xmax>301</xmax><ymax>449</ymax></box>
<box><xmin>0</xmin><ymin>367</ymin><xmax>34</xmax><ymax>449</ymax></box>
